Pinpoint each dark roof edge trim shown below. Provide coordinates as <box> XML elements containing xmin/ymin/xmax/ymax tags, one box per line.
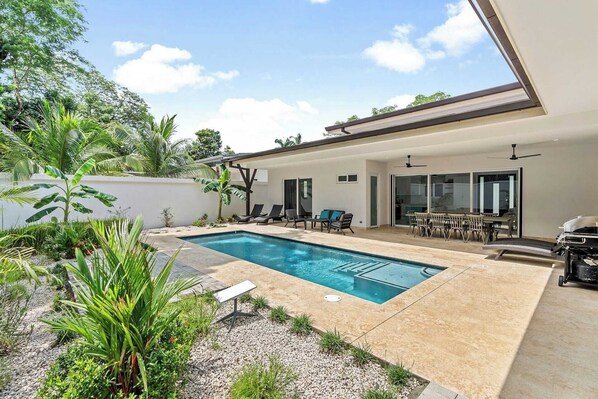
<box><xmin>236</xmin><ymin>99</ymin><xmax>538</xmax><ymax>163</ymax></box>
<box><xmin>325</xmin><ymin>82</ymin><xmax>522</xmax><ymax>131</ymax></box>
<box><xmin>468</xmin><ymin>0</ymin><xmax>541</xmax><ymax>106</ymax></box>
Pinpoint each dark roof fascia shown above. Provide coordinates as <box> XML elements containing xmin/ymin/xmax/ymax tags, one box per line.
<box><xmin>235</xmin><ymin>99</ymin><xmax>538</xmax><ymax>163</ymax></box>
<box><xmin>469</xmin><ymin>0</ymin><xmax>541</xmax><ymax>106</ymax></box>
<box><xmin>324</xmin><ymin>82</ymin><xmax>523</xmax><ymax>131</ymax></box>
<box><xmin>195</xmin><ymin>153</ymin><xmax>252</xmax><ymax>166</ymax></box>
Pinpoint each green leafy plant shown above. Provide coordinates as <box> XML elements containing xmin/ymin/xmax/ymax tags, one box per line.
<box><xmin>290</xmin><ymin>314</ymin><xmax>312</xmax><ymax>336</ymax></box>
<box><xmin>386</xmin><ymin>362</ymin><xmax>412</xmax><ymax>387</ymax></box>
<box><xmin>35</xmin><ymin>344</ymin><xmax>111</xmax><ymax>399</ymax></box>
<box><xmin>361</xmin><ymin>387</ymin><xmax>397</xmax><ymax>399</ymax></box>
<box><xmin>351</xmin><ymin>341</ymin><xmax>375</xmax><ymax>366</ymax></box>
<box><xmin>27</xmin><ymin>159</ymin><xmax>117</xmax><ymax>223</ymax></box>
<box><xmin>196</xmin><ymin>165</ymin><xmax>246</xmax><ymax>222</ymax></box>
<box><xmin>43</xmin><ymin>216</ymin><xmax>201</xmax><ymax>397</ymax></box>
<box><xmin>0</xmin><ymin>282</ymin><xmax>32</xmax><ymax>354</ymax></box>
<box><xmin>269</xmin><ymin>306</ymin><xmax>289</xmax><ymax>324</ymax></box>
<box><xmin>230</xmin><ymin>356</ymin><xmax>297</xmax><ymax>399</ymax></box>
<box><xmin>239</xmin><ymin>293</ymin><xmax>252</xmax><ymax>304</ymax></box>
<box><xmin>319</xmin><ymin>329</ymin><xmax>346</xmax><ymax>355</ymax></box>
<box><xmin>0</xmin><ymin>357</ymin><xmax>9</xmax><ymax>389</ymax></box>
<box><xmin>251</xmin><ymin>295</ymin><xmax>268</xmax><ymax>311</ymax></box>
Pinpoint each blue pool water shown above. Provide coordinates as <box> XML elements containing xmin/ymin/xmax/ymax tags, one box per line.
<box><xmin>183</xmin><ymin>232</ymin><xmax>444</xmax><ymax>304</ymax></box>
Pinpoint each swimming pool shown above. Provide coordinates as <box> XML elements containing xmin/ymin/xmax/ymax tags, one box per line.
<box><xmin>183</xmin><ymin>231</ymin><xmax>444</xmax><ymax>304</ymax></box>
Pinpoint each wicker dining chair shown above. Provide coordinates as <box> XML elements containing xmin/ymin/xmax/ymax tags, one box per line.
<box><xmin>429</xmin><ymin>213</ymin><xmax>448</xmax><ymax>239</ymax></box>
<box><xmin>414</xmin><ymin>212</ymin><xmax>430</xmax><ymax>237</ymax></box>
<box><xmin>447</xmin><ymin>213</ymin><xmax>466</xmax><ymax>241</ymax></box>
<box><xmin>466</xmin><ymin>214</ymin><xmax>486</xmax><ymax>242</ymax></box>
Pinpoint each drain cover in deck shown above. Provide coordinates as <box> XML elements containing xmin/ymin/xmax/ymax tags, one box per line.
<box><xmin>324</xmin><ymin>295</ymin><xmax>341</xmax><ymax>302</ymax></box>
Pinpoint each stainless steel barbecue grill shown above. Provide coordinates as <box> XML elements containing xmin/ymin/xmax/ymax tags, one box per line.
<box><xmin>556</xmin><ymin>216</ymin><xmax>598</xmax><ymax>287</ymax></box>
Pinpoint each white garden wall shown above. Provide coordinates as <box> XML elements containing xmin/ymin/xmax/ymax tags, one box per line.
<box><xmin>0</xmin><ymin>174</ymin><xmax>268</xmax><ymax>229</ymax></box>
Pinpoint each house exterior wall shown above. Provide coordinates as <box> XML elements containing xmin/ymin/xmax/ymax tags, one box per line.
<box><xmin>388</xmin><ymin>141</ymin><xmax>598</xmax><ymax>238</ymax></box>
<box><xmin>0</xmin><ymin>174</ymin><xmax>268</xmax><ymax>229</ymax></box>
<box><xmin>265</xmin><ymin>159</ymin><xmax>368</xmax><ymax>228</ymax></box>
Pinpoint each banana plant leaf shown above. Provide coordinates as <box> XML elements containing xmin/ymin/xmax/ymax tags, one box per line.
<box><xmin>33</xmin><ymin>193</ymin><xmax>59</xmax><ymax>209</ymax></box>
<box><xmin>71</xmin><ymin>159</ymin><xmax>96</xmax><ymax>185</ymax></box>
<box><xmin>26</xmin><ymin>206</ymin><xmax>59</xmax><ymax>223</ymax></box>
<box><xmin>44</xmin><ymin>166</ymin><xmax>67</xmax><ymax>180</ymax></box>
<box><xmin>72</xmin><ymin>202</ymin><xmax>93</xmax><ymax>214</ymax></box>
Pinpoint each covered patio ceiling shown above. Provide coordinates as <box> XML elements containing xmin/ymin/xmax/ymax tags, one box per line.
<box><xmin>241</xmin><ymin>107</ymin><xmax>598</xmax><ymax>169</ymax></box>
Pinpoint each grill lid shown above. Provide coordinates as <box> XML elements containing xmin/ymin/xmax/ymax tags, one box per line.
<box><xmin>562</xmin><ymin>216</ymin><xmax>598</xmax><ymax>234</ymax></box>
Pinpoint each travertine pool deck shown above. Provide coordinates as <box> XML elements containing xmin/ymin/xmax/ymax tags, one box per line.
<box><xmin>144</xmin><ymin>224</ymin><xmax>598</xmax><ymax>399</ymax></box>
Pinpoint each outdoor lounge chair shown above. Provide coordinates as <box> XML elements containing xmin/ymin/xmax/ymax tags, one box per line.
<box><xmin>255</xmin><ymin>204</ymin><xmax>283</xmax><ymax>224</ymax></box>
<box><xmin>483</xmin><ymin>238</ymin><xmax>561</xmax><ymax>260</ymax></box>
<box><xmin>284</xmin><ymin>209</ymin><xmax>307</xmax><ymax>229</ymax></box>
<box><xmin>235</xmin><ymin>203</ymin><xmax>264</xmax><ymax>223</ymax></box>
<box><xmin>328</xmin><ymin>213</ymin><xmax>354</xmax><ymax>234</ymax></box>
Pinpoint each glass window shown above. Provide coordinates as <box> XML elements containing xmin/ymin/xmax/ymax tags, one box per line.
<box><xmin>430</xmin><ymin>173</ymin><xmax>470</xmax><ymax>212</ymax></box>
<box><xmin>298</xmin><ymin>178</ymin><xmax>312</xmax><ymax>217</ymax></box>
<box><xmin>473</xmin><ymin>171</ymin><xmax>518</xmax><ymax>216</ymax></box>
<box><xmin>283</xmin><ymin>179</ymin><xmax>297</xmax><ymax>212</ymax></box>
<box><xmin>348</xmin><ymin>174</ymin><xmax>358</xmax><ymax>182</ymax></box>
<box><xmin>395</xmin><ymin>175</ymin><xmax>428</xmax><ymax>225</ymax></box>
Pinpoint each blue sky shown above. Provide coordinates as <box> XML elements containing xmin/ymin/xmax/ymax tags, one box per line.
<box><xmin>79</xmin><ymin>0</ymin><xmax>516</xmax><ymax>152</ymax></box>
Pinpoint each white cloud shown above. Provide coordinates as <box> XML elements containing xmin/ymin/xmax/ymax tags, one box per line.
<box><xmin>204</xmin><ymin>98</ymin><xmax>320</xmax><ymax>151</ymax></box>
<box><xmin>112</xmin><ymin>44</ymin><xmax>238</xmax><ymax>94</ymax></box>
<box><xmin>362</xmin><ymin>24</ymin><xmax>426</xmax><ymax>73</ymax></box>
<box><xmin>309</xmin><ymin>0</ymin><xmax>330</xmax><ymax>3</ymax></box>
<box><xmin>418</xmin><ymin>0</ymin><xmax>486</xmax><ymax>57</ymax></box>
<box><xmin>363</xmin><ymin>0</ymin><xmax>486</xmax><ymax>73</ymax></box>
<box><xmin>112</xmin><ymin>41</ymin><xmax>146</xmax><ymax>56</ymax></box>
<box><xmin>386</xmin><ymin>94</ymin><xmax>416</xmax><ymax>109</ymax></box>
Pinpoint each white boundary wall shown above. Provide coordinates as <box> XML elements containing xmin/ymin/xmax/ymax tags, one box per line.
<box><xmin>0</xmin><ymin>174</ymin><xmax>268</xmax><ymax>229</ymax></box>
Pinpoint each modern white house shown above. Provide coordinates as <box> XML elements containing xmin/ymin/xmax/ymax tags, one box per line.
<box><xmin>227</xmin><ymin>0</ymin><xmax>598</xmax><ymax>239</ymax></box>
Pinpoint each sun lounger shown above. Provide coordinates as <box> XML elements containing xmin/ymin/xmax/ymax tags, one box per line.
<box><xmin>483</xmin><ymin>238</ymin><xmax>560</xmax><ymax>260</ymax></box>
<box><xmin>255</xmin><ymin>204</ymin><xmax>283</xmax><ymax>224</ymax></box>
<box><xmin>214</xmin><ymin>280</ymin><xmax>257</xmax><ymax>332</ymax></box>
<box><xmin>284</xmin><ymin>209</ymin><xmax>307</xmax><ymax>229</ymax></box>
<box><xmin>236</xmin><ymin>204</ymin><xmax>264</xmax><ymax>223</ymax></box>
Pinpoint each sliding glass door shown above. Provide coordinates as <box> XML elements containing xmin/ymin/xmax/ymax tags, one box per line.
<box><xmin>430</xmin><ymin>173</ymin><xmax>470</xmax><ymax>212</ymax></box>
<box><xmin>283</xmin><ymin>179</ymin><xmax>297</xmax><ymax>213</ymax></box>
<box><xmin>473</xmin><ymin>171</ymin><xmax>518</xmax><ymax>214</ymax></box>
<box><xmin>284</xmin><ymin>178</ymin><xmax>312</xmax><ymax>217</ymax></box>
<box><xmin>394</xmin><ymin>175</ymin><xmax>427</xmax><ymax>225</ymax></box>
<box><xmin>298</xmin><ymin>178</ymin><xmax>312</xmax><ymax>217</ymax></box>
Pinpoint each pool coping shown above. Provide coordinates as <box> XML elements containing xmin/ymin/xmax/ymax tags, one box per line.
<box><xmin>143</xmin><ymin>223</ymin><xmax>554</xmax><ymax>398</ymax></box>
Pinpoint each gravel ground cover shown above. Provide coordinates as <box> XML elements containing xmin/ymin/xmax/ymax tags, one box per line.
<box><xmin>0</xmin><ymin>283</ymin><xmax>65</xmax><ymax>399</ymax></box>
<box><xmin>183</xmin><ymin>301</ymin><xmax>420</xmax><ymax>399</ymax></box>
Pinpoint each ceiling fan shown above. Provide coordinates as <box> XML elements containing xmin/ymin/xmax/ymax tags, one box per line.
<box><xmin>396</xmin><ymin>155</ymin><xmax>427</xmax><ymax>168</ymax></box>
<box><xmin>489</xmin><ymin>144</ymin><xmax>541</xmax><ymax>160</ymax></box>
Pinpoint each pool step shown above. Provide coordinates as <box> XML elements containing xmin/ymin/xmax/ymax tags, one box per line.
<box><xmin>334</xmin><ymin>261</ymin><xmax>390</xmax><ymax>275</ymax></box>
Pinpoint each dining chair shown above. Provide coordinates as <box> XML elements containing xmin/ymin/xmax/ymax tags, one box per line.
<box><xmin>466</xmin><ymin>214</ymin><xmax>486</xmax><ymax>242</ymax></box>
<box><xmin>414</xmin><ymin>212</ymin><xmax>430</xmax><ymax>237</ymax></box>
<box><xmin>447</xmin><ymin>213</ymin><xmax>466</xmax><ymax>241</ymax></box>
<box><xmin>429</xmin><ymin>213</ymin><xmax>447</xmax><ymax>239</ymax></box>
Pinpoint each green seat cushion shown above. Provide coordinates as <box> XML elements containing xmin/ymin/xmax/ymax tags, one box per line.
<box><xmin>330</xmin><ymin>211</ymin><xmax>343</xmax><ymax>221</ymax></box>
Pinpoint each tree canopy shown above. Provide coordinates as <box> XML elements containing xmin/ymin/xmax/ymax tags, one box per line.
<box><xmin>275</xmin><ymin>133</ymin><xmax>302</xmax><ymax>148</ymax></box>
<box><xmin>188</xmin><ymin>128</ymin><xmax>223</xmax><ymax>160</ymax></box>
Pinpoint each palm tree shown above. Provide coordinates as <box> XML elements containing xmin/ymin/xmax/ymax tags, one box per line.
<box><xmin>0</xmin><ymin>101</ymin><xmax>119</xmax><ymax>181</ymax></box>
<box><xmin>274</xmin><ymin>133</ymin><xmax>302</xmax><ymax>148</ymax></box>
<box><xmin>196</xmin><ymin>165</ymin><xmax>246</xmax><ymax>222</ymax></box>
<box><xmin>115</xmin><ymin>115</ymin><xmax>214</xmax><ymax>178</ymax></box>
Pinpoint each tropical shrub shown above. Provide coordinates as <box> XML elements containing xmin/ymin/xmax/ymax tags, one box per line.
<box><xmin>43</xmin><ymin>216</ymin><xmax>201</xmax><ymax>397</ymax></box>
<box><xmin>160</xmin><ymin>207</ymin><xmax>174</xmax><ymax>227</ymax></box>
<box><xmin>27</xmin><ymin>159</ymin><xmax>117</xmax><ymax>223</ymax></box>
<box><xmin>230</xmin><ymin>356</ymin><xmax>297</xmax><ymax>399</ymax></box>
<box><xmin>386</xmin><ymin>363</ymin><xmax>411</xmax><ymax>387</ymax></box>
<box><xmin>320</xmin><ymin>329</ymin><xmax>346</xmax><ymax>354</ymax></box>
<box><xmin>290</xmin><ymin>314</ymin><xmax>312</xmax><ymax>336</ymax></box>
<box><xmin>196</xmin><ymin>165</ymin><xmax>246</xmax><ymax>222</ymax></box>
<box><xmin>269</xmin><ymin>306</ymin><xmax>289</xmax><ymax>324</ymax></box>
<box><xmin>192</xmin><ymin>213</ymin><xmax>208</xmax><ymax>227</ymax></box>
<box><xmin>35</xmin><ymin>344</ymin><xmax>111</xmax><ymax>399</ymax></box>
